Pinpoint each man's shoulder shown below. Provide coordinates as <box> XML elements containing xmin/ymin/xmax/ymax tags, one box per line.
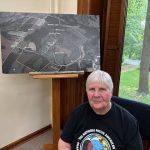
<box><xmin>112</xmin><ymin>101</ymin><xmax>137</xmax><ymax>122</ymax></box>
<box><xmin>71</xmin><ymin>102</ymin><xmax>89</xmax><ymax>115</ymax></box>
<box><xmin>74</xmin><ymin>102</ymin><xmax>89</xmax><ymax>111</ymax></box>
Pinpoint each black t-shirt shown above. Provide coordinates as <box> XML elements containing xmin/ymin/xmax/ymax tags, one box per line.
<box><xmin>61</xmin><ymin>101</ymin><xmax>143</xmax><ymax>150</ymax></box>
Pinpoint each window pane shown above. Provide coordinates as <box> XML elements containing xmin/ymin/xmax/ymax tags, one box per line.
<box><xmin>119</xmin><ymin>0</ymin><xmax>150</xmax><ymax>105</ymax></box>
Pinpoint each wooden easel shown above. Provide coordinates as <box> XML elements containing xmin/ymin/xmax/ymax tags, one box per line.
<box><xmin>30</xmin><ymin>72</ymin><xmax>84</xmax><ymax>150</ymax></box>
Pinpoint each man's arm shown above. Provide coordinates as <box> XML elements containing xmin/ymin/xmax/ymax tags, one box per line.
<box><xmin>125</xmin><ymin>121</ymin><xmax>143</xmax><ymax>150</ymax></box>
<box><xmin>58</xmin><ymin>138</ymin><xmax>71</xmax><ymax>150</ymax></box>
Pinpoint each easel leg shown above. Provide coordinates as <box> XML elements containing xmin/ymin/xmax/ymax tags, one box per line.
<box><xmin>44</xmin><ymin>78</ymin><xmax>60</xmax><ymax>150</ymax></box>
<box><xmin>52</xmin><ymin>78</ymin><xmax>60</xmax><ymax>149</ymax></box>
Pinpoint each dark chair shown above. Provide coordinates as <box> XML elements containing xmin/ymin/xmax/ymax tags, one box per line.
<box><xmin>112</xmin><ymin>96</ymin><xmax>150</xmax><ymax>150</ymax></box>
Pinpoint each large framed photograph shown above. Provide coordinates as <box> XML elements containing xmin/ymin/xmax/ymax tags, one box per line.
<box><xmin>0</xmin><ymin>12</ymin><xmax>100</xmax><ymax>74</ymax></box>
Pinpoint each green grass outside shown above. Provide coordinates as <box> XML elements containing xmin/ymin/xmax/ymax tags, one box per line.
<box><xmin>119</xmin><ymin>66</ymin><xmax>150</xmax><ymax>105</ymax></box>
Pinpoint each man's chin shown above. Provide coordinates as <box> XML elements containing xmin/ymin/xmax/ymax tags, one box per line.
<box><xmin>91</xmin><ymin>104</ymin><xmax>104</xmax><ymax>110</ymax></box>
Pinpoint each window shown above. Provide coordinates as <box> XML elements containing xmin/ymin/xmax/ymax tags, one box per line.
<box><xmin>119</xmin><ymin>0</ymin><xmax>150</xmax><ymax>105</ymax></box>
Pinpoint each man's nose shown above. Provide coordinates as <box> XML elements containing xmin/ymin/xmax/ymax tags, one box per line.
<box><xmin>93</xmin><ymin>90</ymin><xmax>100</xmax><ymax>97</ymax></box>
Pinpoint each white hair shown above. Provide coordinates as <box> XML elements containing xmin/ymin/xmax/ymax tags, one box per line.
<box><xmin>86</xmin><ymin>70</ymin><xmax>113</xmax><ymax>92</ymax></box>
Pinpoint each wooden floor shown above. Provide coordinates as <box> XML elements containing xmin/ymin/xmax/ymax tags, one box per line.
<box><xmin>10</xmin><ymin>129</ymin><xmax>52</xmax><ymax>150</ymax></box>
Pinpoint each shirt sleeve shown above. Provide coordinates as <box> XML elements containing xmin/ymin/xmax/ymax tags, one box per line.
<box><xmin>125</xmin><ymin>119</ymin><xmax>143</xmax><ymax>150</ymax></box>
<box><xmin>60</xmin><ymin>108</ymin><xmax>79</xmax><ymax>144</ymax></box>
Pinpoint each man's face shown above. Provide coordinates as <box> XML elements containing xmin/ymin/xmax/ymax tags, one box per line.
<box><xmin>86</xmin><ymin>81</ymin><xmax>112</xmax><ymax>114</ymax></box>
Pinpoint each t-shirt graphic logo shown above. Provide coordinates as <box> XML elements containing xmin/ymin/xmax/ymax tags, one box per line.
<box><xmin>81</xmin><ymin>134</ymin><xmax>110</xmax><ymax>150</ymax></box>
<box><xmin>76</xmin><ymin>129</ymin><xmax>116</xmax><ymax>150</ymax></box>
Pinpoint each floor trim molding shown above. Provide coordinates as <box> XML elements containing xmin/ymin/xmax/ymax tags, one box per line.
<box><xmin>1</xmin><ymin>124</ymin><xmax>51</xmax><ymax>150</ymax></box>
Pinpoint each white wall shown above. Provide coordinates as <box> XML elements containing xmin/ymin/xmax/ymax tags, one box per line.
<box><xmin>53</xmin><ymin>0</ymin><xmax>77</xmax><ymax>14</ymax></box>
<box><xmin>0</xmin><ymin>0</ymin><xmax>77</xmax><ymax>148</ymax></box>
<box><xmin>0</xmin><ymin>0</ymin><xmax>52</xmax><ymax>147</ymax></box>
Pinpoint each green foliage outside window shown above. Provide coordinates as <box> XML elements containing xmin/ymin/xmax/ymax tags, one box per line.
<box><xmin>123</xmin><ymin>0</ymin><xmax>147</xmax><ymax>60</ymax></box>
<box><xmin>119</xmin><ymin>0</ymin><xmax>150</xmax><ymax>104</ymax></box>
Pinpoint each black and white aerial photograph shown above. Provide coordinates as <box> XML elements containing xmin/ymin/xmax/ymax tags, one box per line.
<box><xmin>0</xmin><ymin>12</ymin><xmax>100</xmax><ymax>74</ymax></box>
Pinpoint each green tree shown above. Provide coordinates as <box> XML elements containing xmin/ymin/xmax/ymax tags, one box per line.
<box><xmin>123</xmin><ymin>0</ymin><xmax>147</xmax><ymax>60</ymax></box>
